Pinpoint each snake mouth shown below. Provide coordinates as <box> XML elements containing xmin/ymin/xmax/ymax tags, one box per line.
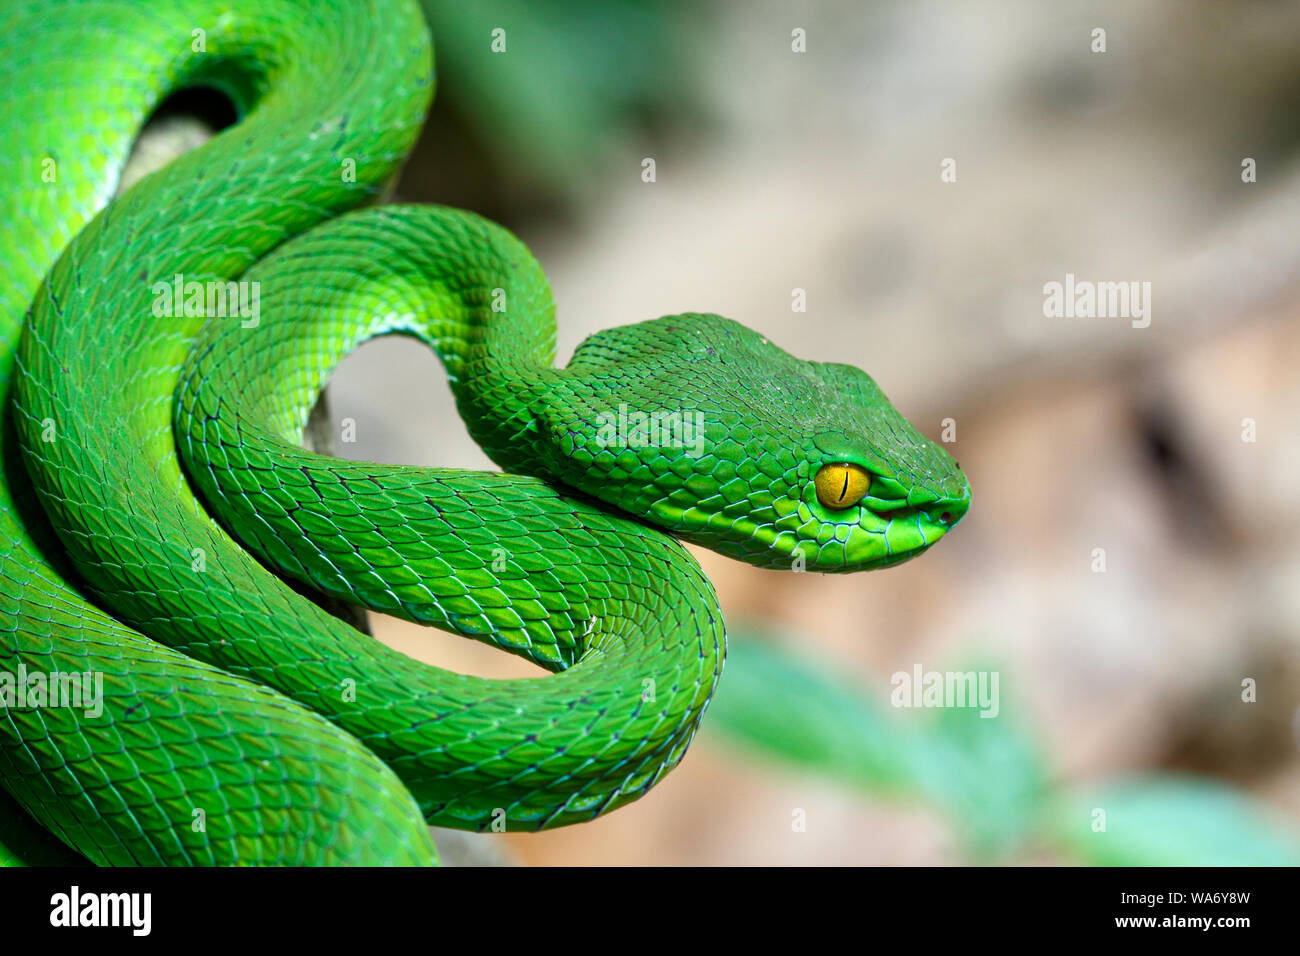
<box><xmin>869</xmin><ymin>506</ymin><xmax>943</xmax><ymax>535</ymax></box>
<box><xmin>651</xmin><ymin>495</ymin><xmax>966</xmax><ymax>571</ymax></box>
<box><xmin>859</xmin><ymin>502</ymin><xmax>962</xmax><ymax>567</ymax></box>
<box><xmin>871</xmin><ymin>490</ymin><xmax>970</xmax><ymax>533</ymax></box>
<box><xmin>874</xmin><ymin>505</ymin><xmax>918</xmax><ymax>524</ymax></box>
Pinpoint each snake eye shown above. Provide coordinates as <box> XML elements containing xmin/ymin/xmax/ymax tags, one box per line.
<box><xmin>814</xmin><ymin>462</ymin><xmax>871</xmax><ymax>510</ymax></box>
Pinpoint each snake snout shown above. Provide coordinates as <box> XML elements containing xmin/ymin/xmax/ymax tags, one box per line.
<box><xmin>927</xmin><ymin>494</ymin><xmax>970</xmax><ymax>529</ymax></box>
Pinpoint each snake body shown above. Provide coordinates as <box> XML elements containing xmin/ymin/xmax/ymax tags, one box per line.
<box><xmin>0</xmin><ymin>0</ymin><xmax>969</xmax><ymax>865</ymax></box>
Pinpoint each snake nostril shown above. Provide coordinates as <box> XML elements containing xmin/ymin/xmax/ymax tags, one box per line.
<box><xmin>939</xmin><ymin>511</ymin><xmax>952</xmax><ymax>525</ymax></box>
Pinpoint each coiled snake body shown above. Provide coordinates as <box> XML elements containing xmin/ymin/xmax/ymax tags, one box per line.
<box><xmin>0</xmin><ymin>0</ymin><xmax>969</xmax><ymax>865</ymax></box>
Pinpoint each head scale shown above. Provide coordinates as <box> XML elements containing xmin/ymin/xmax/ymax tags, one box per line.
<box><xmin>541</xmin><ymin>313</ymin><xmax>971</xmax><ymax>572</ymax></box>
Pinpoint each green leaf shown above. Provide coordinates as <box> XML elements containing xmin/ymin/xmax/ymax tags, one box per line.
<box><xmin>421</xmin><ymin>0</ymin><xmax>703</xmax><ymax>192</ymax></box>
<box><xmin>703</xmin><ymin>634</ymin><xmax>919</xmax><ymax>794</ymax></box>
<box><xmin>1050</xmin><ymin>775</ymin><xmax>1300</xmax><ymax>866</ymax></box>
<box><xmin>705</xmin><ymin>633</ymin><xmax>1048</xmax><ymax>857</ymax></box>
<box><xmin>904</xmin><ymin>684</ymin><xmax>1047</xmax><ymax>857</ymax></box>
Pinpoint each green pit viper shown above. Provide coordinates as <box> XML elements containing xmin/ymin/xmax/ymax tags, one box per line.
<box><xmin>0</xmin><ymin>0</ymin><xmax>970</xmax><ymax>866</ymax></box>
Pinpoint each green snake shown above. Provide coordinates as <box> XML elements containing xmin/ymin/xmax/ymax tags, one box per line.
<box><xmin>0</xmin><ymin>0</ymin><xmax>970</xmax><ymax>866</ymax></box>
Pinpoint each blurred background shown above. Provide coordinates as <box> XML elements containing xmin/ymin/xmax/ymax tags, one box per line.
<box><xmin>313</xmin><ymin>0</ymin><xmax>1300</xmax><ymax>865</ymax></box>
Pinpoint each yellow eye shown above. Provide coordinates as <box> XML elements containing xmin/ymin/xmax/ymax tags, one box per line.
<box><xmin>814</xmin><ymin>462</ymin><xmax>871</xmax><ymax>510</ymax></box>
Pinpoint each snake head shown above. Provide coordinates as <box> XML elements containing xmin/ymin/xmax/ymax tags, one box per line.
<box><xmin>542</xmin><ymin>313</ymin><xmax>971</xmax><ymax>572</ymax></box>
